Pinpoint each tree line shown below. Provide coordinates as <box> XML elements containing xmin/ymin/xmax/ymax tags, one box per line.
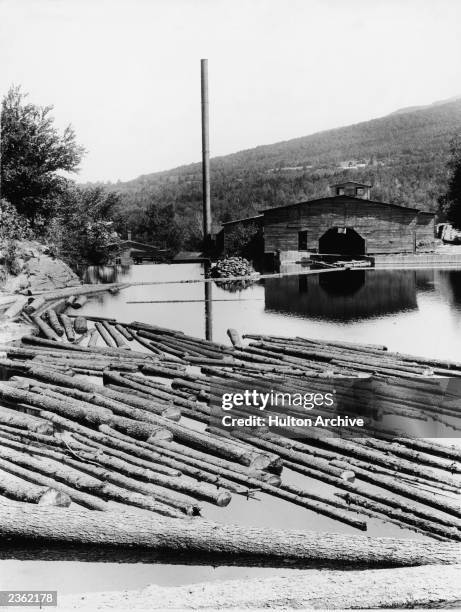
<box><xmin>1</xmin><ymin>87</ymin><xmax>461</xmax><ymax>270</ymax></box>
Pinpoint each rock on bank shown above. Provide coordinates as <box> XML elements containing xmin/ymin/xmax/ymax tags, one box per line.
<box><xmin>0</xmin><ymin>240</ymin><xmax>81</xmax><ymax>293</ymax></box>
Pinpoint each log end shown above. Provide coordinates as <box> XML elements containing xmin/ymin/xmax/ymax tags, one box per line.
<box><xmin>38</xmin><ymin>488</ymin><xmax>72</xmax><ymax>508</ymax></box>
<box><xmin>216</xmin><ymin>490</ymin><xmax>232</xmax><ymax>507</ymax></box>
<box><xmin>148</xmin><ymin>429</ymin><xmax>174</xmax><ymax>443</ymax></box>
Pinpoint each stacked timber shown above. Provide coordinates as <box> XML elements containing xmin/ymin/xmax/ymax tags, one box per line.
<box><xmin>0</xmin><ymin>306</ymin><xmax>460</xmax><ymax>560</ymax></box>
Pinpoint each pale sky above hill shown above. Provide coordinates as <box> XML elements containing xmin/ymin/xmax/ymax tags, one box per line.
<box><xmin>1</xmin><ymin>0</ymin><xmax>461</xmax><ymax>182</ymax></box>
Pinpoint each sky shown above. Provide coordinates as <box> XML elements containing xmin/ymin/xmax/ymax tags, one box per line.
<box><xmin>1</xmin><ymin>0</ymin><xmax>461</xmax><ymax>183</ymax></box>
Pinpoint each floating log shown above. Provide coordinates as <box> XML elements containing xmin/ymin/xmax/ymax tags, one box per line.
<box><xmin>94</xmin><ymin>321</ymin><xmax>115</xmax><ymax>347</ymax></box>
<box><xmin>114</xmin><ymin>324</ymin><xmax>134</xmax><ymax>341</ymax></box>
<box><xmin>0</xmin><ymin>505</ymin><xmax>460</xmax><ymax>566</ymax></box>
<box><xmin>226</xmin><ymin>328</ymin><xmax>243</xmax><ymax>348</ymax></box>
<box><xmin>24</xmin><ymin>297</ymin><xmax>46</xmax><ymax>315</ymax></box>
<box><xmin>0</xmin><ymin>405</ymin><xmax>53</xmax><ymax>434</ymax></box>
<box><xmin>73</xmin><ymin>316</ymin><xmax>88</xmax><ymax>334</ymax></box>
<box><xmin>64</xmin><ymin>565</ymin><xmax>461</xmax><ymax>610</ymax></box>
<box><xmin>0</xmin><ymin>456</ymin><xmax>107</xmax><ymax>510</ymax></box>
<box><xmin>59</xmin><ymin>314</ymin><xmax>75</xmax><ymax>342</ymax></box>
<box><xmin>72</xmin><ymin>295</ymin><xmax>88</xmax><ymax>309</ymax></box>
<box><xmin>25</xmin><ymin>370</ymin><xmax>177</xmax><ymax>421</ymax></box>
<box><xmin>100</xmin><ymin>321</ymin><xmax>129</xmax><ymax>349</ymax></box>
<box><xmin>45</xmin><ymin>309</ymin><xmax>64</xmax><ymax>336</ymax></box>
<box><xmin>31</xmin><ymin>315</ymin><xmax>59</xmax><ymax>341</ymax></box>
<box><xmin>3</xmin><ymin>297</ymin><xmax>28</xmax><ymax>320</ymax></box>
<box><xmin>88</xmin><ymin>329</ymin><xmax>99</xmax><ymax>347</ymax></box>
<box><xmin>0</xmin><ymin>383</ymin><xmax>114</xmax><ymax>427</ymax></box>
<box><xmin>55</xmin><ymin>450</ymin><xmax>231</xmax><ymax>507</ymax></box>
<box><xmin>337</xmin><ymin>492</ymin><xmax>461</xmax><ymax>541</ymax></box>
<box><xmin>0</xmin><ymin>469</ymin><xmax>71</xmax><ymax>506</ymax></box>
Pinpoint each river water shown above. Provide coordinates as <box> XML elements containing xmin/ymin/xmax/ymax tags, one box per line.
<box><xmin>1</xmin><ymin>264</ymin><xmax>461</xmax><ymax>595</ymax></box>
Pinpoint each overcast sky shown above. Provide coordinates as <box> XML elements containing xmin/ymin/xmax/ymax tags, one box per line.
<box><xmin>1</xmin><ymin>0</ymin><xmax>461</xmax><ymax>183</ymax></box>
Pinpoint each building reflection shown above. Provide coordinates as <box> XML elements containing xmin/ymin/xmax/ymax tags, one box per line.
<box><xmin>265</xmin><ymin>269</ymin><xmax>420</xmax><ymax>321</ymax></box>
<box><xmin>434</xmin><ymin>270</ymin><xmax>461</xmax><ymax>307</ymax></box>
<box><xmin>83</xmin><ymin>265</ymin><xmax>131</xmax><ymax>284</ymax></box>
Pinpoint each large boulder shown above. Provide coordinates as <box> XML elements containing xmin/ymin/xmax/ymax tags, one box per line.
<box><xmin>0</xmin><ymin>240</ymin><xmax>81</xmax><ymax>293</ymax></box>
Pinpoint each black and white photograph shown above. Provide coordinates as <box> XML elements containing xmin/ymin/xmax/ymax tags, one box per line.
<box><xmin>0</xmin><ymin>0</ymin><xmax>461</xmax><ymax>609</ymax></box>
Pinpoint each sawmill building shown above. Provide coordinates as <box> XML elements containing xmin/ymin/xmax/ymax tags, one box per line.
<box><xmin>220</xmin><ymin>181</ymin><xmax>435</xmax><ymax>258</ymax></box>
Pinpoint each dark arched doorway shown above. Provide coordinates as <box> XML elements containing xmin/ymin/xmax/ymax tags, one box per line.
<box><xmin>319</xmin><ymin>227</ymin><xmax>365</xmax><ymax>255</ymax></box>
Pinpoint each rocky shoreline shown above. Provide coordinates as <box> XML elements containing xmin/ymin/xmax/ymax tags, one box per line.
<box><xmin>0</xmin><ymin>240</ymin><xmax>80</xmax><ymax>296</ymax></box>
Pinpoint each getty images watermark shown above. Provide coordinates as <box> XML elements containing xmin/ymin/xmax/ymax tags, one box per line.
<box><xmin>219</xmin><ymin>389</ymin><xmax>365</xmax><ymax>429</ymax></box>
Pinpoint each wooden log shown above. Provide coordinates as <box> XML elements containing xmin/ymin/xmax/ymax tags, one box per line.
<box><xmin>355</xmin><ymin>437</ymin><xmax>461</xmax><ymax>474</ymax></box>
<box><xmin>54</xmin><ymin>450</ymin><xmax>232</xmax><ymax>507</ymax></box>
<box><xmin>26</xmin><ymin>368</ymin><xmax>179</xmax><ymax>419</ymax></box>
<box><xmin>88</xmin><ymin>329</ymin><xmax>99</xmax><ymax>347</ymax></box>
<box><xmin>22</xmin><ymin>335</ymin><xmax>153</xmax><ymax>359</ymax></box>
<box><xmin>103</xmin><ymin>371</ymin><xmax>211</xmax><ymax>417</ymax></box>
<box><xmin>0</xmin><ymin>469</ymin><xmax>71</xmax><ymax>506</ymax></box>
<box><xmin>0</xmin><ymin>405</ymin><xmax>53</xmax><ymax>434</ymax></box>
<box><xmin>100</xmin><ymin>321</ymin><xmax>129</xmax><ymax>349</ymax></box>
<box><xmin>44</xmin><ymin>309</ymin><xmax>64</xmax><ymax>336</ymax></box>
<box><xmin>24</xmin><ymin>297</ymin><xmax>46</xmax><ymax>315</ymax></box>
<box><xmin>131</xmin><ymin>333</ymin><xmax>165</xmax><ymax>355</ymax></box>
<box><xmin>0</xmin><ymin>505</ymin><xmax>460</xmax><ymax>566</ymax></box>
<box><xmin>282</xmin><ymin>459</ymin><xmax>461</xmax><ymax>532</ymax></box>
<box><xmin>234</xmin><ymin>431</ymin><xmax>461</xmax><ymax>520</ymax></box>
<box><xmin>59</xmin><ymin>314</ymin><xmax>75</xmax><ymax>342</ymax></box>
<box><xmin>110</xmin><ymin>414</ymin><xmax>173</xmax><ymax>442</ymax></box>
<box><xmin>71</xmin><ymin>295</ymin><xmax>88</xmax><ymax>309</ymax></box>
<box><xmin>128</xmin><ymin>321</ymin><xmax>185</xmax><ymax>337</ymax></box>
<box><xmin>31</xmin><ymin>315</ymin><xmax>59</xmax><ymax>341</ymax></box>
<box><xmin>73</xmin><ymin>316</ymin><xmax>88</xmax><ymax>334</ymax></box>
<box><xmin>227</xmin><ymin>328</ymin><xmax>243</xmax><ymax>348</ymax></box>
<box><xmin>337</xmin><ymin>492</ymin><xmax>461</xmax><ymax>541</ymax></box>
<box><xmin>141</xmin><ymin>363</ymin><xmax>189</xmax><ymax>378</ymax></box>
<box><xmin>95</xmin><ymin>321</ymin><xmax>115</xmax><ymax>346</ymax></box>
<box><xmin>0</xmin><ymin>456</ymin><xmax>107</xmax><ymax>510</ymax></box>
<box><xmin>61</xmin><ymin>566</ymin><xmax>461</xmax><ymax>609</ymax></box>
<box><xmin>393</xmin><ymin>436</ymin><xmax>461</xmax><ymax>462</ymax></box>
<box><xmin>3</xmin><ymin>297</ymin><xmax>28</xmax><ymax>320</ymax></box>
<box><xmin>37</xmin><ymin>488</ymin><xmax>72</xmax><ymax>508</ymax></box>
<box><xmin>114</xmin><ymin>324</ymin><xmax>134</xmax><ymax>341</ymax></box>
<box><xmin>66</xmin><ymin>314</ymin><xmax>118</xmax><ymax>323</ymax></box>
<box><xmin>0</xmin><ymin>383</ymin><xmax>114</xmax><ymax>427</ymax></box>
<box><xmin>0</xmin><ymin>437</ymin><xmax>188</xmax><ymax>516</ymax></box>
<box><xmin>107</xmin><ymin>429</ymin><xmax>278</xmax><ymax>492</ymax></box>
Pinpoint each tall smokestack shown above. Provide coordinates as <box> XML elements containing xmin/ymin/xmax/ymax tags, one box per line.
<box><xmin>201</xmin><ymin>58</ymin><xmax>211</xmax><ymax>247</ymax></box>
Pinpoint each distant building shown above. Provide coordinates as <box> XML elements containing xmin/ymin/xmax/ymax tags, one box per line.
<box><xmin>112</xmin><ymin>232</ymin><xmax>165</xmax><ymax>264</ymax></box>
<box><xmin>220</xmin><ymin>181</ymin><xmax>436</xmax><ymax>259</ymax></box>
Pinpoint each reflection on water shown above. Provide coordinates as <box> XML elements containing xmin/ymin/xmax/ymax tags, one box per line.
<box><xmin>265</xmin><ymin>269</ymin><xmax>419</xmax><ymax>321</ymax></box>
<box><xmin>3</xmin><ymin>264</ymin><xmax>461</xmax><ymax>593</ymax></box>
<box><xmin>71</xmin><ymin>264</ymin><xmax>461</xmax><ymax>361</ymax></box>
<box><xmin>83</xmin><ymin>265</ymin><xmax>131</xmax><ymax>284</ymax></box>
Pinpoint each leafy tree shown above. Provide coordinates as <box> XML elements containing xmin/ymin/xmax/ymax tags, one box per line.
<box><xmin>223</xmin><ymin>222</ymin><xmax>263</xmax><ymax>259</ymax></box>
<box><xmin>48</xmin><ymin>186</ymin><xmax>121</xmax><ymax>267</ymax></box>
<box><xmin>0</xmin><ymin>86</ymin><xmax>85</xmax><ymax>227</ymax></box>
<box><xmin>0</xmin><ymin>199</ymin><xmax>33</xmax><ymax>241</ymax></box>
<box><xmin>440</xmin><ymin>135</ymin><xmax>461</xmax><ymax>228</ymax></box>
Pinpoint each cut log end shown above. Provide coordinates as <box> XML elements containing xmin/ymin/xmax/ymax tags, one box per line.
<box><xmin>38</xmin><ymin>488</ymin><xmax>72</xmax><ymax>508</ymax></box>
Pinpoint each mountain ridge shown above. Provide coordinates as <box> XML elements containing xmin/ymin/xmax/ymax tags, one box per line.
<box><xmin>107</xmin><ymin>95</ymin><xmax>461</xmax><ymax>238</ymax></box>
<box><xmin>113</xmin><ymin>94</ymin><xmax>461</xmax><ymax>186</ymax></box>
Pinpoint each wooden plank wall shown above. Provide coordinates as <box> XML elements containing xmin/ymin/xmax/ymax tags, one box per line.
<box><xmin>416</xmin><ymin>213</ymin><xmax>436</xmax><ymax>249</ymax></box>
<box><xmin>263</xmin><ymin>198</ymin><xmax>428</xmax><ymax>255</ymax></box>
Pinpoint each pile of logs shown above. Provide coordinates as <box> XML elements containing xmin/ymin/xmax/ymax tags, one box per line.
<box><xmin>0</xmin><ymin>300</ymin><xmax>460</xmax><ymax>558</ymax></box>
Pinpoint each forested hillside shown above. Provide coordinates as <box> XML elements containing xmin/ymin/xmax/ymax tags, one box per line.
<box><xmin>104</xmin><ymin>97</ymin><xmax>461</xmax><ymax>244</ymax></box>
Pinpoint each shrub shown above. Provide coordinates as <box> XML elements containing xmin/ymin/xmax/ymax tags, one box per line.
<box><xmin>0</xmin><ymin>199</ymin><xmax>33</xmax><ymax>241</ymax></box>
